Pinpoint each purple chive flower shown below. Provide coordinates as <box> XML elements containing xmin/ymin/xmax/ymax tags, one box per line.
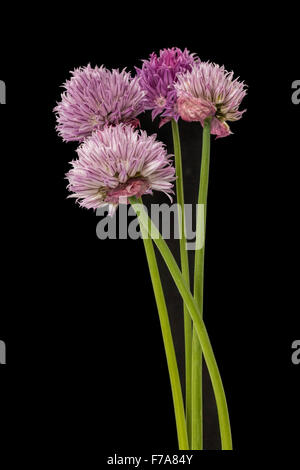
<box><xmin>54</xmin><ymin>65</ymin><xmax>146</xmax><ymax>142</ymax></box>
<box><xmin>175</xmin><ymin>62</ymin><xmax>247</xmax><ymax>138</ymax></box>
<box><xmin>66</xmin><ymin>124</ymin><xmax>176</xmax><ymax>214</ymax></box>
<box><xmin>136</xmin><ymin>47</ymin><xmax>198</xmax><ymax>127</ymax></box>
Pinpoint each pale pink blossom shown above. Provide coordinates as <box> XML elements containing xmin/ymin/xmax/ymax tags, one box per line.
<box><xmin>175</xmin><ymin>62</ymin><xmax>247</xmax><ymax>137</ymax></box>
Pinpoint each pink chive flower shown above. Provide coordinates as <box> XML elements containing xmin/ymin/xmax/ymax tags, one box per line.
<box><xmin>175</xmin><ymin>62</ymin><xmax>247</xmax><ymax>138</ymax></box>
<box><xmin>54</xmin><ymin>65</ymin><xmax>146</xmax><ymax>142</ymax></box>
<box><xmin>66</xmin><ymin>124</ymin><xmax>176</xmax><ymax>214</ymax></box>
<box><xmin>135</xmin><ymin>47</ymin><xmax>198</xmax><ymax>127</ymax></box>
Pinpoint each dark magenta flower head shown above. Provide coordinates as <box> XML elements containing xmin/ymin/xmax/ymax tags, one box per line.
<box><xmin>135</xmin><ymin>47</ymin><xmax>199</xmax><ymax>127</ymax></box>
<box><xmin>54</xmin><ymin>65</ymin><xmax>146</xmax><ymax>142</ymax></box>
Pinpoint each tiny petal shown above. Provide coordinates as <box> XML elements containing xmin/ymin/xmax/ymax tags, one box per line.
<box><xmin>210</xmin><ymin>118</ymin><xmax>232</xmax><ymax>138</ymax></box>
<box><xmin>159</xmin><ymin>116</ymin><xmax>172</xmax><ymax>128</ymax></box>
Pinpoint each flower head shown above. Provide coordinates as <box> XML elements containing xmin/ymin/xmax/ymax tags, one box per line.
<box><xmin>54</xmin><ymin>65</ymin><xmax>146</xmax><ymax>142</ymax></box>
<box><xmin>66</xmin><ymin>124</ymin><xmax>176</xmax><ymax>214</ymax></box>
<box><xmin>136</xmin><ymin>47</ymin><xmax>198</xmax><ymax>126</ymax></box>
<box><xmin>175</xmin><ymin>62</ymin><xmax>247</xmax><ymax>137</ymax></box>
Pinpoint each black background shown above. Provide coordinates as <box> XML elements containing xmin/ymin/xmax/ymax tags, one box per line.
<box><xmin>0</xmin><ymin>7</ymin><xmax>299</xmax><ymax>463</ymax></box>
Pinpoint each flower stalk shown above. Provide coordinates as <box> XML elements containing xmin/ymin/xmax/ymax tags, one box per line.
<box><xmin>130</xmin><ymin>196</ymin><xmax>232</xmax><ymax>450</ymax></box>
<box><xmin>171</xmin><ymin>119</ymin><xmax>192</xmax><ymax>445</ymax></box>
<box><xmin>192</xmin><ymin>118</ymin><xmax>211</xmax><ymax>449</ymax></box>
<box><xmin>140</xmin><ymin>216</ymin><xmax>189</xmax><ymax>450</ymax></box>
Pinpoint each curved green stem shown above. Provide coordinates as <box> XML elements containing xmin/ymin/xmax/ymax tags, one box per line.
<box><xmin>139</xmin><ymin>206</ymin><xmax>189</xmax><ymax>450</ymax></box>
<box><xmin>192</xmin><ymin>118</ymin><xmax>211</xmax><ymax>449</ymax></box>
<box><xmin>130</xmin><ymin>197</ymin><xmax>232</xmax><ymax>450</ymax></box>
<box><xmin>171</xmin><ymin>119</ymin><xmax>192</xmax><ymax>445</ymax></box>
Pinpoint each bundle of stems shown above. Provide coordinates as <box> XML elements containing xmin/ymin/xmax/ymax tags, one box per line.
<box><xmin>129</xmin><ymin>118</ymin><xmax>232</xmax><ymax>451</ymax></box>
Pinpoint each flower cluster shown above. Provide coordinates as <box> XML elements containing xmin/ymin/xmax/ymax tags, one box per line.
<box><xmin>54</xmin><ymin>65</ymin><xmax>146</xmax><ymax>142</ymax></box>
<box><xmin>66</xmin><ymin>124</ymin><xmax>175</xmax><ymax>214</ymax></box>
<box><xmin>175</xmin><ymin>62</ymin><xmax>247</xmax><ymax>137</ymax></box>
<box><xmin>55</xmin><ymin>53</ymin><xmax>247</xmax><ymax>213</ymax></box>
<box><xmin>136</xmin><ymin>47</ymin><xmax>198</xmax><ymax>126</ymax></box>
<box><xmin>54</xmin><ymin>50</ymin><xmax>247</xmax><ymax>452</ymax></box>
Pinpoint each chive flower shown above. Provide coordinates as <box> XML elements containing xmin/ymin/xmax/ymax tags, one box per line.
<box><xmin>175</xmin><ymin>62</ymin><xmax>247</xmax><ymax>137</ymax></box>
<box><xmin>66</xmin><ymin>124</ymin><xmax>176</xmax><ymax>214</ymax></box>
<box><xmin>136</xmin><ymin>47</ymin><xmax>198</xmax><ymax>127</ymax></box>
<box><xmin>54</xmin><ymin>65</ymin><xmax>146</xmax><ymax>142</ymax></box>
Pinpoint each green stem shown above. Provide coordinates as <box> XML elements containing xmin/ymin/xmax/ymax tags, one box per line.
<box><xmin>192</xmin><ymin>118</ymin><xmax>211</xmax><ymax>449</ymax></box>
<box><xmin>130</xmin><ymin>197</ymin><xmax>232</xmax><ymax>450</ymax></box>
<box><xmin>139</xmin><ymin>207</ymin><xmax>189</xmax><ymax>450</ymax></box>
<box><xmin>171</xmin><ymin>119</ymin><xmax>192</xmax><ymax>445</ymax></box>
